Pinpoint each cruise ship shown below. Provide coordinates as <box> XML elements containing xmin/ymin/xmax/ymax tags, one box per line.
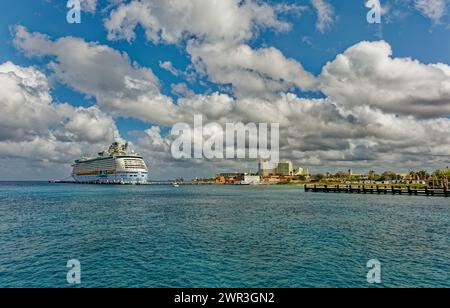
<box><xmin>72</xmin><ymin>141</ymin><xmax>149</xmax><ymax>184</ymax></box>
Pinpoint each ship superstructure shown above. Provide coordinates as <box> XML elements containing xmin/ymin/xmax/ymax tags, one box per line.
<box><xmin>72</xmin><ymin>141</ymin><xmax>149</xmax><ymax>184</ymax></box>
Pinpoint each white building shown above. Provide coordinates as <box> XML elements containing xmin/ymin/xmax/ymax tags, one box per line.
<box><xmin>243</xmin><ymin>175</ymin><xmax>261</xmax><ymax>185</ymax></box>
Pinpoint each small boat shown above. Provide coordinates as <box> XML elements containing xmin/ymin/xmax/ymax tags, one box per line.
<box><xmin>172</xmin><ymin>183</ymin><xmax>180</xmax><ymax>188</ymax></box>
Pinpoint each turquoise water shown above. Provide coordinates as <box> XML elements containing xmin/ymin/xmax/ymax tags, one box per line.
<box><xmin>0</xmin><ymin>182</ymin><xmax>449</xmax><ymax>288</ymax></box>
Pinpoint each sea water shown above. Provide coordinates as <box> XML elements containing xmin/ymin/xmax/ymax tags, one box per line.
<box><xmin>0</xmin><ymin>182</ymin><xmax>449</xmax><ymax>288</ymax></box>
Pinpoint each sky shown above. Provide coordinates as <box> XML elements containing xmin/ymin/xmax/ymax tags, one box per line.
<box><xmin>1</xmin><ymin>0</ymin><xmax>450</xmax><ymax>180</ymax></box>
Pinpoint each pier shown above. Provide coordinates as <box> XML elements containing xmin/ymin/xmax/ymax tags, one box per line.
<box><xmin>305</xmin><ymin>184</ymin><xmax>449</xmax><ymax>197</ymax></box>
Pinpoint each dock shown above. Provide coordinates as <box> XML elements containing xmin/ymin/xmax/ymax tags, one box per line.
<box><xmin>304</xmin><ymin>184</ymin><xmax>449</xmax><ymax>197</ymax></box>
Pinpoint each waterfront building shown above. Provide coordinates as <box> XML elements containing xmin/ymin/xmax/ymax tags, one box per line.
<box><xmin>258</xmin><ymin>160</ymin><xmax>272</xmax><ymax>177</ymax></box>
<box><xmin>218</xmin><ymin>173</ymin><xmax>245</xmax><ymax>180</ymax></box>
<box><xmin>260</xmin><ymin>176</ymin><xmax>283</xmax><ymax>184</ymax></box>
<box><xmin>273</xmin><ymin>161</ymin><xmax>294</xmax><ymax>176</ymax></box>
<box><xmin>294</xmin><ymin>167</ymin><xmax>310</xmax><ymax>177</ymax></box>
<box><xmin>216</xmin><ymin>173</ymin><xmax>246</xmax><ymax>184</ymax></box>
<box><xmin>259</xmin><ymin>160</ymin><xmax>308</xmax><ymax>178</ymax></box>
<box><xmin>243</xmin><ymin>175</ymin><xmax>261</xmax><ymax>185</ymax></box>
<box><xmin>215</xmin><ymin>176</ymin><xmax>226</xmax><ymax>184</ymax></box>
<box><xmin>347</xmin><ymin>169</ymin><xmax>368</xmax><ymax>179</ymax></box>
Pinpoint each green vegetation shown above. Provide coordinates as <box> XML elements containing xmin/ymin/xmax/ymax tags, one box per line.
<box><xmin>434</xmin><ymin>169</ymin><xmax>450</xmax><ymax>179</ymax></box>
<box><xmin>307</xmin><ymin>168</ymin><xmax>449</xmax><ymax>186</ymax></box>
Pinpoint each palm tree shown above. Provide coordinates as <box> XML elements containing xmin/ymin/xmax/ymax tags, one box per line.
<box><xmin>417</xmin><ymin>170</ymin><xmax>429</xmax><ymax>180</ymax></box>
<box><xmin>408</xmin><ymin>171</ymin><xmax>418</xmax><ymax>180</ymax></box>
<box><xmin>434</xmin><ymin>170</ymin><xmax>444</xmax><ymax>179</ymax></box>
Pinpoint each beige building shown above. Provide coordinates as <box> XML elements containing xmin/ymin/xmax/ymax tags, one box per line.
<box><xmin>259</xmin><ymin>160</ymin><xmax>310</xmax><ymax>177</ymax></box>
<box><xmin>294</xmin><ymin>167</ymin><xmax>310</xmax><ymax>177</ymax></box>
<box><xmin>258</xmin><ymin>160</ymin><xmax>272</xmax><ymax>176</ymax></box>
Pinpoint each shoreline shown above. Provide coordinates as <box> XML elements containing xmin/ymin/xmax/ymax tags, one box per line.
<box><xmin>47</xmin><ymin>180</ymin><xmax>432</xmax><ymax>189</ymax></box>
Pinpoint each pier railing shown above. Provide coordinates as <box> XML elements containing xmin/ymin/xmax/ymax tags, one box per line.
<box><xmin>304</xmin><ymin>184</ymin><xmax>449</xmax><ymax>197</ymax></box>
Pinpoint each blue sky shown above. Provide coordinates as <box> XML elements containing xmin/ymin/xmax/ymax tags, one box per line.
<box><xmin>1</xmin><ymin>0</ymin><xmax>450</xmax><ymax>180</ymax></box>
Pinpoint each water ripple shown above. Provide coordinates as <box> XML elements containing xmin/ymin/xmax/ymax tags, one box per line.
<box><xmin>0</xmin><ymin>183</ymin><xmax>449</xmax><ymax>288</ymax></box>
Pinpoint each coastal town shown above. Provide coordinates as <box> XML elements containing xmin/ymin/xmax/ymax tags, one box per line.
<box><xmin>182</xmin><ymin>160</ymin><xmax>450</xmax><ymax>188</ymax></box>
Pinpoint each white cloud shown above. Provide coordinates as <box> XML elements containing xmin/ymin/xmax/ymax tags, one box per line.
<box><xmin>134</xmin><ymin>92</ymin><xmax>450</xmax><ymax>176</ymax></box>
<box><xmin>320</xmin><ymin>40</ymin><xmax>450</xmax><ymax>117</ymax></box>
<box><xmin>159</xmin><ymin>61</ymin><xmax>180</xmax><ymax>76</ymax></box>
<box><xmin>104</xmin><ymin>0</ymin><xmax>291</xmax><ymax>44</ymax></box>
<box><xmin>54</xmin><ymin>105</ymin><xmax>118</xmax><ymax>143</ymax></box>
<box><xmin>0</xmin><ymin>61</ymin><xmax>119</xmax><ymax>178</ymax></box>
<box><xmin>0</xmin><ymin>61</ymin><xmax>56</xmax><ymax>141</ymax></box>
<box><xmin>188</xmin><ymin>42</ymin><xmax>319</xmax><ymax>99</ymax></box>
<box><xmin>103</xmin><ymin>0</ymin><xmax>319</xmax><ymax>100</ymax></box>
<box><xmin>274</xmin><ymin>3</ymin><xmax>309</xmax><ymax>16</ymax></box>
<box><xmin>177</xmin><ymin>92</ymin><xmax>235</xmax><ymax>122</ymax></box>
<box><xmin>311</xmin><ymin>0</ymin><xmax>335</xmax><ymax>33</ymax></box>
<box><xmin>80</xmin><ymin>0</ymin><xmax>98</xmax><ymax>13</ymax></box>
<box><xmin>415</xmin><ymin>0</ymin><xmax>447</xmax><ymax>23</ymax></box>
<box><xmin>13</xmin><ymin>26</ymin><xmax>179</xmax><ymax>126</ymax></box>
<box><xmin>171</xmin><ymin>83</ymin><xmax>195</xmax><ymax>98</ymax></box>
<box><xmin>0</xmin><ymin>61</ymin><xmax>115</xmax><ymax>144</ymax></box>
<box><xmin>13</xmin><ymin>26</ymin><xmax>160</xmax><ymax>95</ymax></box>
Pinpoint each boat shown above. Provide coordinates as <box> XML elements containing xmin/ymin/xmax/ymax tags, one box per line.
<box><xmin>172</xmin><ymin>183</ymin><xmax>180</xmax><ymax>188</ymax></box>
<box><xmin>72</xmin><ymin>140</ymin><xmax>149</xmax><ymax>184</ymax></box>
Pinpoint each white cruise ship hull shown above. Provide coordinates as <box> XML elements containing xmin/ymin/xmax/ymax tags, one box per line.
<box><xmin>72</xmin><ymin>171</ymin><xmax>148</xmax><ymax>184</ymax></box>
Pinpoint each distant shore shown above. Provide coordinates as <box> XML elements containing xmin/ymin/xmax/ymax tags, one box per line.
<box><xmin>48</xmin><ymin>180</ymin><xmax>430</xmax><ymax>189</ymax></box>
